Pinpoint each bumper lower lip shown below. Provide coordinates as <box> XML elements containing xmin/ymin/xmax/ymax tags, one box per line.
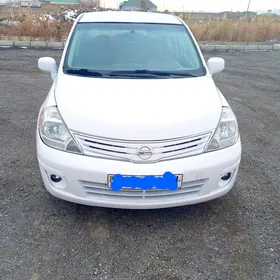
<box><xmin>36</xmin><ymin>131</ymin><xmax>242</xmax><ymax>209</ymax></box>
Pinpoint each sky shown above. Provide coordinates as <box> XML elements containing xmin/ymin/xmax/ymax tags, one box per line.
<box><xmin>101</xmin><ymin>0</ymin><xmax>280</xmax><ymax>12</ymax></box>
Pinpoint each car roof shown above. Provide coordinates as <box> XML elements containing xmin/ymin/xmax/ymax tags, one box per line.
<box><xmin>79</xmin><ymin>11</ymin><xmax>182</xmax><ymax>25</ymax></box>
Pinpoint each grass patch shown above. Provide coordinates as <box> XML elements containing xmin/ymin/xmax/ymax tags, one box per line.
<box><xmin>0</xmin><ymin>14</ymin><xmax>72</xmax><ymax>41</ymax></box>
<box><xmin>187</xmin><ymin>16</ymin><xmax>280</xmax><ymax>42</ymax></box>
<box><xmin>0</xmin><ymin>13</ymin><xmax>280</xmax><ymax>42</ymax></box>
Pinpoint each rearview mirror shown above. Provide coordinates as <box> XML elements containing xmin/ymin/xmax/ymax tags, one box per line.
<box><xmin>38</xmin><ymin>57</ymin><xmax>58</xmax><ymax>81</ymax></box>
<box><xmin>207</xmin><ymin>57</ymin><xmax>225</xmax><ymax>75</ymax></box>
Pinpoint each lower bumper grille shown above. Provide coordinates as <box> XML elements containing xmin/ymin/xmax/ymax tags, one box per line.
<box><xmin>80</xmin><ymin>179</ymin><xmax>207</xmax><ymax>200</ymax></box>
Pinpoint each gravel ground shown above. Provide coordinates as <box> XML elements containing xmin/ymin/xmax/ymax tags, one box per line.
<box><xmin>1</xmin><ymin>49</ymin><xmax>280</xmax><ymax>280</ymax></box>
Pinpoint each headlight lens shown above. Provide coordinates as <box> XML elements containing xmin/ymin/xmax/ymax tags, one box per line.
<box><xmin>39</xmin><ymin>106</ymin><xmax>82</xmax><ymax>154</ymax></box>
<box><xmin>205</xmin><ymin>106</ymin><xmax>239</xmax><ymax>152</ymax></box>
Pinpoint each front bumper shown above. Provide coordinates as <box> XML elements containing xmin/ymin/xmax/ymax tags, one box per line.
<box><xmin>36</xmin><ymin>132</ymin><xmax>242</xmax><ymax>209</ymax></box>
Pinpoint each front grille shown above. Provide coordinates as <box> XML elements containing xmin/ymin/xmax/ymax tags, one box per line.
<box><xmin>81</xmin><ymin>179</ymin><xmax>207</xmax><ymax>200</ymax></box>
<box><xmin>73</xmin><ymin>132</ymin><xmax>212</xmax><ymax>163</ymax></box>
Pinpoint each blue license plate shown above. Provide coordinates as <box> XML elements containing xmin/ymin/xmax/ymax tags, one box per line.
<box><xmin>108</xmin><ymin>172</ymin><xmax>182</xmax><ymax>192</ymax></box>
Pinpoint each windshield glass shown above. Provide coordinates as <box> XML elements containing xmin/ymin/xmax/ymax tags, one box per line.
<box><xmin>63</xmin><ymin>22</ymin><xmax>205</xmax><ymax>78</ymax></box>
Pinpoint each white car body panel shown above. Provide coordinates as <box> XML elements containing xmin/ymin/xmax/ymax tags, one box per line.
<box><xmin>37</xmin><ymin>132</ymin><xmax>241</xmax><ymax>209</ymax></box>
<box><xmin>80</xmin><ymin>11</ymin><xmax>182</xmax><ymax>24</ymax></box>
<box><xmin>55</xmin><ymin>74</ymin><xmax>222</xmax><ymax>140</ymax></box>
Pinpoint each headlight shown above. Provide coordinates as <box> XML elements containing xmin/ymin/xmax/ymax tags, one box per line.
<box><xmin>205</xmin><ymin>106</ymin><xmax>239</xmax><ymax>152</ymax></box>
<box><xmin>38</xmin><ymin>106</ymin><xmax>82</xmax><ymax>154</ymax></box>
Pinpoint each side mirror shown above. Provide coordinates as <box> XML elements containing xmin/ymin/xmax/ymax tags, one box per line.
<box><xmin>38</xmin><ymin>57</ymin><xmax>58</xmax><ymax>81</ymax></box>
<box><xmin>207</xmin><ymin>57</ymin><xmax>225</xmax><ymax>75</ymax></box>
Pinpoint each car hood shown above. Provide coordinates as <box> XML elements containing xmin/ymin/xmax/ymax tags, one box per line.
<box><xmin>54</xmin><ymin>74</ymin><xmax>222</xmax><ymax>140</ymax></box>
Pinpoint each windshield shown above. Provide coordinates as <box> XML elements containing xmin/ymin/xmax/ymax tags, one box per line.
<box><xmin>63</xmin><ymin>22</ymin><xmax>206</xmax><ymax>78</ymax></box>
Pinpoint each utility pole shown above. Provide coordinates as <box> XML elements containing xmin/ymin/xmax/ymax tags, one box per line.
<box><xmin>246</xmin><ymin>0</ymin><xmax>252</xmax><ymax>21</ymax></box>
<box><xmin>10</xmin><ymin>0</ymin><xmax>12</xmax><ymax>17</ymax></box>
<box><xmin>115</xmin><ymin>0</ymin><xmax>120</xmax><ymax>10</ymax></box>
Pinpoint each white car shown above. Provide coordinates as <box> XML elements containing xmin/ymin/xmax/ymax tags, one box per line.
<box><xmin>37</xmin><ymin>11</ymin><xmax>242</xmax><ymax>209</ymax></box>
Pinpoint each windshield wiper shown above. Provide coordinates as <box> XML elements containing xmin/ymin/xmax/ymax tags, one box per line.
<box><xmin>66</xmin><ymin>68</ymin><xmax>103</xmax><ymax>77</ymax></box>
<box><xmin>131</xmin><ymin>70</ymin><xmax>172</xmax><ymax>76</ymax></box>
<box><xmin>134</xmin><ymin>70</ymin><xmax>199</xmax><ymax>77</ymax></box>
<box><xmin>65</xmin><ymin>68</ymin><xmax>199</xmax><ymax>78</ymax></box>
<box><xmin>109</xmin><ymin>69</ymin><xmax>199</xmax><ymax>77</ymax></box>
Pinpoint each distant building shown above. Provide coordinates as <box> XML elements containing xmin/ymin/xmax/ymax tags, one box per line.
<box><xmin>257</xmin><ymin>9</ymin><xmax>279</xmax><ymax>16</ymax></box>
<box><xmin>119</xmin><ymin>0</ymin><xmax>157</xmax><ymax>12</ymax></box>
<box><xmin>41</xmin><ymin>0</ymin><xmax>80</xmax><ymax>4</ymax></box>
<box><xmin>0</xmin><ymin>0</ymin><xmax>42</xmax><ymax>7</ymax></box>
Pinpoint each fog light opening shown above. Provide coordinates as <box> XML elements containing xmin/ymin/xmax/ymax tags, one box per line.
<box><xmin>50</xmin><ymin>174</ymin><xmax>62</xmax><ymax>183</ymax></box>
<box><xmin>221</xmin><ymin>172</ymin><xmax>231</xmax><ymax>181</ymax></box>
